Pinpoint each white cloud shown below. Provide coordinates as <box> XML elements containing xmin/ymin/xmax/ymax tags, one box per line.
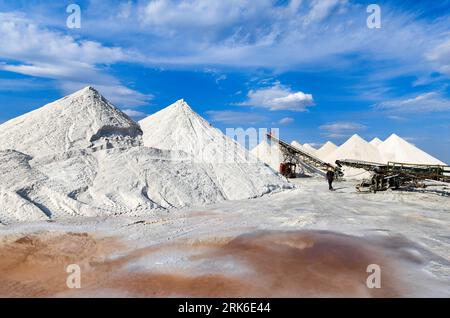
<box><xmin>123</xmin><ymin>109</ymin><xmax>148</xmax><ymax>120</ymax></box>
<box><xmin>387</xmin><ymin>115</ymin><xmax>407</xmax><ymax>121</ymax></box>
<box><xmin>2</xmin><ymin>1</ymin><xmax>449</xmax><ymax>95</ymax></box>
<box><xmin>138</xmin><ymin>0</ymin><xmax>275</xmax><ymax>34</ymax></box>
<box><xmin>278</xmin><ymin>117</ymin><xmax>294</xmax><ymax>125</ymax></box>
<box><xmin>305</xmin><ymin>0</ymin><xmax>344</xmax><ymax>24</ymax></box>
<box><xmin>60</xmin><ymin>81</ymin><xmax>152</xmax><ymax>107</ymax></box>
<box><xmin>375</xmin><ymin>92</ymin><xmax>450</xmax><ymax>113</ymax></box>
<box><xmin>402</xmin><ymin>136</ymin><xmax>421</xmax><ymax>144</ymax></box>
<box><xmin>426</xmin><ymin>39</ymin><xmax>450</xmax><ymax>75</ymax></box>
<box><xmin>241</xmin><ymin>83</ymin><xmax>314</xmax><ymax>112</ymax></box>
<box><xmin>0</xmin><ymin>12</ymin><xmax>150</xmax><ymax>107</ymax></box>
<box><xmin>2</xmin><ymin>2</ymin><xmax>450</xmax><ymax>113</ymax></box>
<box><xmin>0</xmin><ymin>78</ymin><xmax>47</xmax><ymax>91</ymax></box>
<box><xmin>306</xmin><ymin>142</ymin><xmax>323</xmax><ymax>149</ymax></box>
<box><xmin>97</xmin><ymin>0</ymin><xmax>449</xmax><ymax>82</ymax></box>
<box><xmin>320</xmin><ymin>122</ymin><xmax>366</xmax><ymax>138</ymax></box>
<box><xmin>118</xmin><ymin>1</ymin><xmax>134</xmax><ymax>19</ymax></box>
<box><xmin>206</xmin><ymin>110</ymin><xmax>267</xmax><ymax>125</ymax></box>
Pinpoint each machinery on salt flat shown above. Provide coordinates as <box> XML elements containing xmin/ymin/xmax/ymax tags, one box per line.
<box><xmin>335</xmin><ymin>159</ymin><xmax>450</xmax><ymax>192</ymax></box>
<box><xmin>267</xmin><ymin>133</ymin><xmax>450</xmax><ymax>192</ymax></box>
<box><xmin>266</xmin><ymin>134</ymin><xmax>343</xmax><ymax>178</ymax></box>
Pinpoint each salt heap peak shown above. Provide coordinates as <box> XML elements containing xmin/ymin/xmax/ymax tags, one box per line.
<box><xmin>316</xmin><ymin>141</ymin><xmax>338</xmax><ymax>160</ymax></box>
<box><xmin>378</xmin><ymin>134</ymin><xmax>445</xmax><ymax>165</ymax></box>
<box><xmin>0</xmin><ymin>86</ymin><xmax>142</xmax><ymax>158</ymax></box>
<box><xmin>302</xmin><ymin>143</ymin><xmax>318</xmax><ymax>156</ymax></box>
<box><xmin>291</xmin><ymin>141</ymin><xmax>303</xmax><ymax>149</ymax></box>
<box><xmin>324</xmin><ymin>134</ymin><xmax>383</xmax><ymax>164</ymax></box>
<box><xmin>369</xmin><ymin>137</ymin><xmax>383</xmax><ymax>147</ymax></box>
<box><xmin>140</xmin><ymin>99</ymin><xmax>247</xmax><ymax>163</ymax></box>
<box><xmin>291</xmin><ymin>141</ymin><xmax>317</xmax><ymax>156</ymax></box>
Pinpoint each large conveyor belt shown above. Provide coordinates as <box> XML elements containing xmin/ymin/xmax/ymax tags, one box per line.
<box><xmin>334</xmin><ymin>159</ymin><xmax>385</xmax><ymax>169</ymax></box>
<box><xmin>266</xmin><ymin>134</ymin><xmax>336</xmax><ymax>173</ymax></box>
<box><xmin>336</xmin><ymin>159</ymin><xmax>450</xmax><ymax>183</ymax></box>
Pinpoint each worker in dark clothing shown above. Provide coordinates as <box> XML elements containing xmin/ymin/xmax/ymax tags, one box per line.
<box><xmin>326</xmin><ymin>167</ymin><xmax>335</xmax><ymax>191</ymax></box>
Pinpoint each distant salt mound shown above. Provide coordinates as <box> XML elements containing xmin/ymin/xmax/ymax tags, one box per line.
<box><xmin>378</xmin><ymin>134</ymin><xmax>445</xmax><ymax>165</ymax></box>
<box><xmin>369</xmin><ymin>137</ymin><xmax>383</xmax><ymax>147</ymax></box>
<box><xmin>291</xmin><ymin>141</ymin><xmax>303</xmax><ymax>150</ymax></box>
<box><xmin>325</xmin><ymin>134</ymin><xmax>383</xmax><ymax>179</ymax></box>
<box><xmin>139</xmin><ymin>99</ymin><xmax>291</xmax><ymax>200</ymax></box>
<box><xmin>325</xmin><ymin>135</ymin><xmax>383</xmax><ymax>164</ymax></box>
<box><xmin>303</xmin><ymin>144</ymin><xmax>318</xmax><ymax>156</ymax></box>
<box><xmin>0</xmin><ymin>87</ymin><xmax>142</xmax><ymax>158</ymax></box>
<box><xmin>251</xmin><ymin>140</ymin><xmax>283</xmax><ymax>171</ymax></box>
<box><xmin>316</xmin><ymin>141</ymin><xmax>338</xmax><ymax>160</ymax></box>
<box><xmin>291</xmin><ymin>141</ymin><xmax>318</xmax><ymax>156</ymax></box>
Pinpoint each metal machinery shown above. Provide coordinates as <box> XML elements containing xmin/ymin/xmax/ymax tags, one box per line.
<box><xmin>266</xmin><ymin>134</ymin><xmax>342</xmax><ymax>178</ymax></box>
<box><xmin>267</xmin><ymin>133</ymin><xmax>450</xmax><ymax>192</ymax></box>
<box><xmin>335</xmin><ymin>159</ymin><xmax>450</xmax><ymax>192</ymax></box>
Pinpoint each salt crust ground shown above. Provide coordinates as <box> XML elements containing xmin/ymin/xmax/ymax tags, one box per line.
<box><xmin>1</xmin><ymin>178</ymin><xmax>449</xmax><ymax>297</ymax></box>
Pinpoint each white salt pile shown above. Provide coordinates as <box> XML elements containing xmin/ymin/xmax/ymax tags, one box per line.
<box><xmin>291</xmin><ymin>141</ymin><xmax>319</xmax><ymax>157</ymax></box>
<box><xmin>0</xmin><ymin>87</ymin><xmax>142</xmax><ymax>157</ymax></box>
<box><xmin>321</xmin><ymin>134</ymin><xmax>446</xmax><ymax>179</ymax></box>
<box><xmin>291</xmin><ymin>140</ymin><xmax>303</xmax><ymax>150</ymax></box>
<box><xmin>302</xmin><ymin>143</ymin><xmax>318</xmax><ymax>156</ymax></box>
<box><xmin>251</xmin><ymin>140</ymin><xmax>283</xmax><ymax>172</ymax></box>
<box><xmin>378</xmin><ymin>134</ymin><xmax>446</xmax><ymax>165</ymax></box>
<box><xmin>369</xmin><ymin>137</ymin><xmax>383</xmax><ymax>147</ymax></box>
<box><xmin>0</xmin><ymin>88</ymin><xmax>290</xmax><ymax>224</ymax></box>
<box><xmin>324</xmin><ymin>134</ymin><xmax>384</xmax><ymax>179</ymax></box>
<box><xmin>139</xmin><ymin>99</ymin><xmax>290</xmax><ymax>200</ymax></box>
<box><xmin>316</xmin><ymin>141</ymin><xmax>338</xmax><ymax>160</ymax></box>
<box><xmin>140</xmin><ymin>99</ymin><xmax>248</xmax><ymax>163</ymax></box>
<box><xmin>325</xmin><ymin>135</ymin><xmax>383</xmax><ymax>164</ymax></box>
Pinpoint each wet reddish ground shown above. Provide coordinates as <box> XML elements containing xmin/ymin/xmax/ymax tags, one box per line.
<box><xmin>0</xmin><ymin>230</ymin><xmax>419</xmax><ymax>297</ymax></box>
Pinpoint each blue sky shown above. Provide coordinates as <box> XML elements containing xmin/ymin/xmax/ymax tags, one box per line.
<box><xmin>1</xmin><ymin>0</ymin><xmax>450</xmax><ymax>162</ymax></box>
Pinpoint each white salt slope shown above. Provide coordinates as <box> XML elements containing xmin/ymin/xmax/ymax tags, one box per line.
<box><xmin>325</xmin><ymin>134</ymin><xmax>383</xmax><ymax>163</ymax></box>
<box><xmin>378</xmin><ymin>134</ymin><xmax>446</xmax><ymax>165</ymax></box>
<box><xmin>369</xmin><ymin>137</ymin><xmax>383</xmax><ymax>147</ymax></box>
<box><xmin>316</xmin><ymin>141</ymin><xmax>338</xmax><ymax>160</ymax></box>
<box><xmin>139</xmin><ymin>99</ymin><xmax>291</xmax><ymax>200</ymax></box>
<box><xmin>303</xmin><ymin>143</ymin><xmax>318</xmax><ymax>156</ymax></box>
<box><xmin>140</xmin><ymin>99</ymin><xmax>248</xmax><ymax>164</ymax></box>
<box><xmin>324</xmin><ymin>134</ymin><xmax>384</xmax><ymax>179</ymax></box>
<box><xmin>0</xmin><ymin>150</ymin><xmax>49</xmax><ymax>223</ymax></box>
<box><xmin>0</xmin><ymin>90</ymin><xmax>290</xmax><ymax>224</ymax></box>
<box><xmin>291</xmin><ymin>141</ymin><xmax>318</xmax><ymax>156</ymax></box>
<box><xmin>0</xmin><ymin>86</ymin><xmax>142</xmax><ymax>158</ymax></box>
<box><xmin>251</xmin><ymin>140</ymin><xmax>283</xmax><ymax>171</ymax></box>
<box><xmin>35</xmin><ymin>148</ymin><xmax>230</xmax><ymax>212</ymax></box>
<box><xmin>0</xmin><ymin>149</ymin><xmax>100</xmax><ymax>223</ymax></box>
<box><xmin>0</xmin><ymin>145</ymin><xmax>256</xmax><ymax>223</ymax></box>
<box><xmin>291</xmin><ymin>140</ymin><xmax>303</xmax><ymax>150</ymax></box>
